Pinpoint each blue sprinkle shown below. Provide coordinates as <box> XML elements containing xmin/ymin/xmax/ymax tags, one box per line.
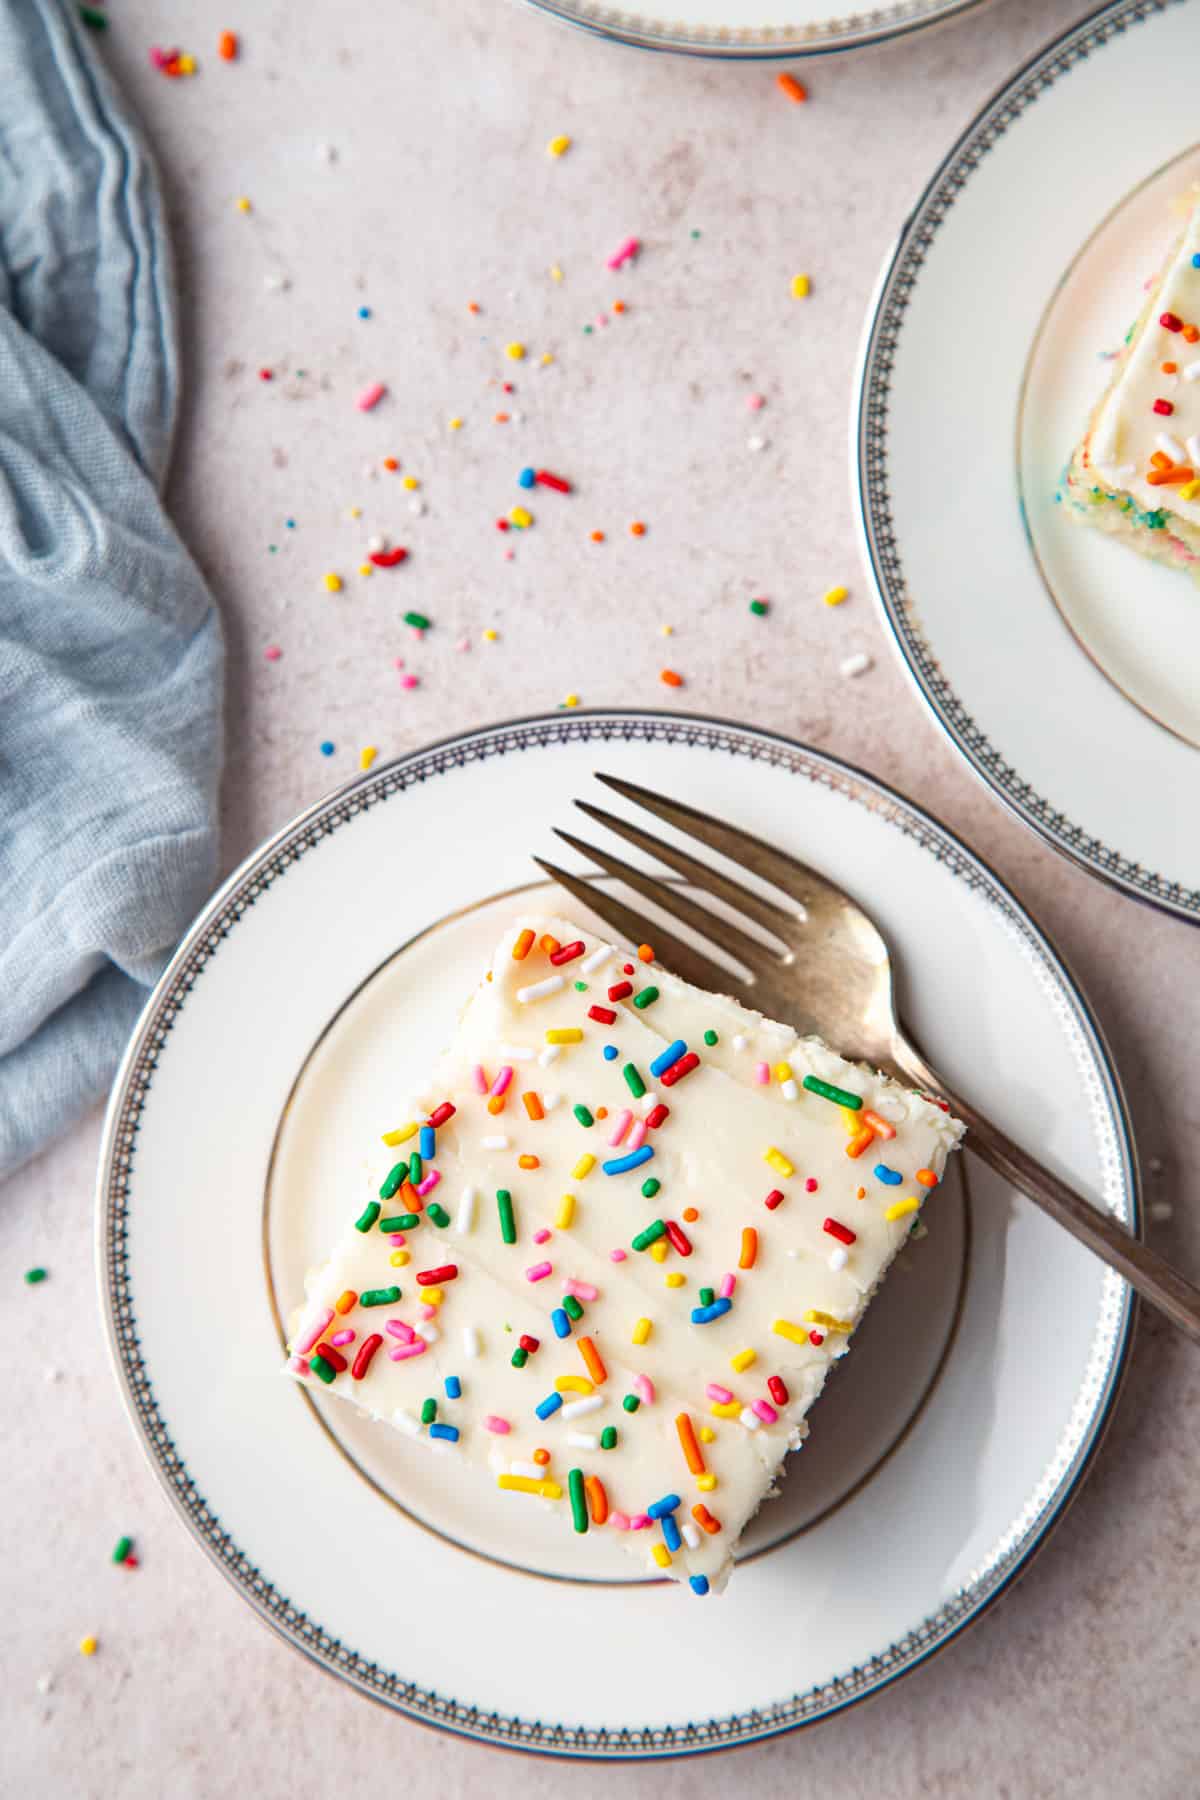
<box><xmin>535</xmin><ymin>1392</ymin><xmax>563</xmax><ymax>1420</ymax></box>
<box><xmin>661</xmin><ymin>1512</ymin><xmax>682</xmax><ymax>1553</ymax></box>
<box><xmin>358</xmin><ymin>305</ymin><xmax>372</xmax><ymax>318</ymax></box>
<box><xmin>319</xmin><ymin>741</ymin><xmax>335</xmax><ymax>757</ymax></box>
<box><xmin>420</xmin><ymin>1125</ymin><xmax>436</xmax><ymax>1159</ymax></box>
<box><xmin>603</xmin><ymin>1146</ymin><xmax>654</xmax><ymax>1176</ymax></box>
<box><xmin>551</xmin><ymin>1307</ymin><xmax>571</xmax><ymax>1339</ymax></box>
<box><xmin>649</xmin><ymin>1039</ymin><xmax>687</xmax><ymax>1079</ymax></box>
<box><xmin>873</xmin><ymin>1163</ymin><xmax>902</xmax><ymax>1185</ymax></box>
<box><xmin>444</xmin><ymin>1375</ymin><xmax>461</xmax><ymax>1399</ymax></box>
<box><xmin>647</xmin><ymin>1493</ymin><xmax>681</xmax><ymax>1519</ymax></box>
<box><xmin>602</xmin><ymin>1044</ymin><xmax>619</xmax><ymax>1062</ymax></box>
<box><xmin>691</xmin><ymin>1298</ymin><xmax>732</xmax><ymax>1325</ymax></box>
<box><xmin>689</xmin><ymin>1574</ymin><xmax>710</xmax><ymax>1596</ymax></box>
<box><xmin>285</xmin><ymin>518</ymin><xmax>296</xmax><ymax>529</ymax></box>
<box><xmin>1193</xmin><ymin>254</ymin><xmax>1200</xmax><ymax>268</ymax></box>
<box><xmin>518</xmin><ymin>466</ymin><xmax>536</xmax><ymax>488</ymax></box>
<box><xmin>428</xmin><ymin>1422</ymin><xmax>459</xmax><ymax>1441</ymax></box>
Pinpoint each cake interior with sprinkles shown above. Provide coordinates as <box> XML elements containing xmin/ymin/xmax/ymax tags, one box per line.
<box><xmin>286</xmin><ymin>918</ymin><xmax>964</xmax><ymax>1594</ymax></box>
<box><xmin>1061</xmin><ymin>192</ymin><xmax>1200</xmax><ymax>579</ymax></box>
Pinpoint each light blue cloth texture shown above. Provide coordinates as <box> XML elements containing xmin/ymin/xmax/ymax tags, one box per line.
<box><xmin>0</xmin><ymin>1</ymin><xmax>223</xmax><ymax>1179</ymax></box>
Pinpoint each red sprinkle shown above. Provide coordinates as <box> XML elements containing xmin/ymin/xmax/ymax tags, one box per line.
<box><xmin>549</xmin><ymin>940</ymin><xmax>586</xmax><ymax>965</ymax></box>
<box><xmin>804</xmin><ymin>1177</ymin><xmax>819</xmax><ymax>1193</ymax></box>
<box><xmin>588</xmin><ymin>1005</ymin><xmax>617</xmax><ymax>1025</ymax></box>
<box><xmin>767</xmin><ymin>1375</ymin><xmax>789</xmax><ymax>1405</ymax></box>
<box><xmin>417</xmin><ymin>1265</ymin><xmax>458</xmax><ymax>1286</ymax></box>
<box><xmin>808</xmin><ymin>1330</ymin><xmax>825</xmax><ymax>1346</ymax></box>
<box><xmin>536</xmin><ymin>470</ymin><xmax>572</xmax><ymax>493</ymax></box>
<box><xmin>764</xmin><ymin>1189</ymin><xmax>784</xmax><ymax>1211</ymax></box>
<box><xmin>660</xmin><ymin>1051</ymin><xmax>700</xmax><ymax>1087</ymax></box>
<box><xmin>644</xmin><ymin>1103</ymin><xmax>670</xmax><ymax>1129</ymax></box>
<box><xmin>519</xmin><ymin>1334</ymin><xmax>540</xmax><ymax>1354</ymax></box>
<box><xmin>369</xmin><ymin>547</ymin><xmax>408</xmax><ymax>568</ymax></box>
<box><xmin>665</xmin><ymin>1220</ymin><xmax>693</xmax><ymax>1257</ymax></box>
<box><xmin>351</xmin><ymin>1333</ymin><xmax>383</xmax><ymax>1380</ymax></box>
<box><xmin>495</xmin><ymin>518</ymin><xmax>510</xmax><ymax>531</ymax></box>
<box><xmin>427</xmin><ymin>1102</ymin><xmax>456</xmax><ymax>1128</ymax></box>
<box><xmin>607</xmin><ymin>981</ymin><xmax>633</xmax><ymax>1002</ymax></box>
<box><xmin>315</xmin><ymin>1342</ymin><xmax>348</xmax><ymax>1373</ymax></box>
<box><xmin>823</xmin><ymin>1218</ymin><xmax>856</xmax><ymax>1245</ymax></box>
<box><xmin>1161</xmin><ymin>312</ymin><xmax>1184</xmax><ymax>332</ymax></box>
<box><xmin>1154</xmin><ymin>398</ymin><xmax>1175</xmax><ymax>415</ymax></box>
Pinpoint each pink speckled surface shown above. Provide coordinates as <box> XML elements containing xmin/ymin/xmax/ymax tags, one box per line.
<box><xmin>5</xmin><ymin>1</ymin><xmax>1198</xmax><ymax>1793</ymax></box>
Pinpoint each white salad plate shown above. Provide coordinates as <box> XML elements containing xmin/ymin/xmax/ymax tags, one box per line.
<box><xmin>522</xmin><ymin>0</ymin><xmax>982</xmax><ymax>58</ymax></box>
<box><xmin>97</xmin><ymin>711</ymin><xmax>1136</xmax><ymax>1757</ymax></box>
<box><xmin>856</xmin><ymin>0</ymin><xmax>1200</xmax><ymax>923</ymax></box>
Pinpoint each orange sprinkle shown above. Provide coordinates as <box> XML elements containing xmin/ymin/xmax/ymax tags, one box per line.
<box><xmin>630</xmin><ymin>521</ymin><xmax>646</xmax><ymax>536</ymax></box>
<box><xmin>682</xmin><ymin>1206</ymin><xmax>699</xmax><ymax>1223</ymax></box>
<box><xmin>539</xmin><ymin>934</ymin><xmax>561</xmax><ymax>955</ymax></box>
<box><xmin>692</xmin><ymin>1502</ymin><xmax>722</xmax><ymax>1534</ymax></box>
<box><xmin>578</xmin><ymin>1336</ymin><xmax>607</xmax><ymax>1384</ymax></box>
<box><xmin>494</xmin><ymin>411</ymin><xmax>510</xmax><ymax>423</ymax></box>
<box><xmin>1147</xmin><ymin>465</ymin><xmax>1194</xmax><ymax>485</ymax></box>
<box><xmin>383</xmin><ymin>456</ymin><xmax>399</xmax><ymax>471</ymax></box>
<box><xmin>776</xmin><ymin>72</ymin><xmax>807</xmax><ymax>102</ymax></box>
<box><xmin>845</xmin><ymin>1126</ymin><xmax>875</xmax><ymax>1159</ymax></box>
<box><xmin>512</xmin><ymin>928</ymin><xmax>536</xmax><ymax>961</ymax></box>
<box><xmin>533</xmin><ymin>1447</ymin><xmax>550</xmax><ymax>1466</ymax></box>
<box><xmin>738</xmin><ymin>1227</ymin><xmax>758</xmax><ymax>1269</ymax></box>
<box><xmin>1150</xmin><ymin>451</ymin><xmax>1172</xmax><ymax>470</ymax></box>
<box><xmin>518</xmin><ymin>1154</ymin><xmax>540</xmax><ymax>1170</ymax></box>
<box><xmin>585</xmin><ymin>1474</ymin><xmax>609</xmax><ymax>1525</ymax></box>
<box><xmin>595</xmin><ymin>1106</ymin><xmax>608</xmax><ymax>1120</ymax></box>
<box><xmin>1185</xmin><ymin>325</ymin><xmax>1200</xmax><ymax>343</ymax></box>
<box><xmin>660</xmin><ymin>669</ymin><xmax>683</xmax><ymax>687</ymax></box>
<box><xmin>468</xmin><ymin>301</ymin><xmax>481</xmax><ymax>314</ymax></box>
<box><xmin>915</xmin><ymin>1168</ymin><xmax>939</xmax><ymax>1188</ymax></box>
<box><xmin>856</xmin><ymin>1186</ymin><xmax>866</xmax><ymax>1199</ymax></box>
<box><xmin>218</xmin><ymin>29</ymin><xmax>238</xmax><ymax>59</ymax></box>
<box><xmin>637</xmin><ymin>943</ymin><xmax>654</xmax><ymax>963</ymax></box>
<box><xmin>335</xmin><ymin>1289</ymin><xmax>358</xmax><ymax>1315</ymax></box>
<box><xmin>523</xmin><ymin>1091</ymin><xmax>544</xmax><ymax>1121</ymax></box>
<box><xmin>1162</xmin><ymin>361</ymin><xmax>1178</xmax><ymax>374</ymax></box>
<box><xmin>861</xmin><ymin>1108</ymin><xmax>896</xmax><ymax>1141</ymax></box>
<box><xmin>590</xmin><ymin>530</ymin><xmax>605</xmax><ymax>542</ymax></box>
<box><xmin>675</xmin><ymin>1411</ymin><xmax>706</xmax><ymax>1474</ymax></box>
<box><xmin>612</xmin><ymin>300</ymin><xmax>627</xmax><ymax>314</ymax></box>
<box><xmin>487</xmin><ymin>1094</ymin><xmax>506</xmax><ymax>1116</ymax></box>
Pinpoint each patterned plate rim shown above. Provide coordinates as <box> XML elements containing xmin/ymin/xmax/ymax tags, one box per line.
<box><xmin>853</xmin><ymin>0</ymin><xmax>1200</xmax><ymax>925</ymax></box>
<box><xmin>95</xmin><ymin>709</ymin><xmax>1138</xmax><ymax>1760</ymax></box>
<box><xmin>519</xmin><ymin>0</ymin><xmax>984</xmax><ymax>58</ymax></box>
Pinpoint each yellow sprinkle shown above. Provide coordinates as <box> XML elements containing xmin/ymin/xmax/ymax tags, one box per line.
<box><xmin>763</xmin><ymin>1146</ymin><xmax>794</xmax><ymax>1178</ymax></box>
<box><xmin>177</xmin><ymin>53</ymin><xmax>197</xmax><ymax>74</ymax></box>
<box><xmin>664</xmin><ymin>1272</ymin><xmax>685</xmax><ymax>1288</ymax></box>
<box><xmin>498</xmin><ymin>1474</ymin><xmax>563</xmax><ymax>1499</ymax></box>
<box><xmin>510</xmin><ymin>505</ymin><xmax>533</xmax><ymax>529</ymax></box>
<box><xmin>697</xmin><ymin>1427</ymin><xmax>715</xmax><ymax>1445</ymax></box>
<box><xmin>382</xmin><ymin>1122</ymin><xmax>419</xmax><ymax>1146</ymax></box>
<box><xmin>79</xmin><ymin>1635</ymin><xmax>98</xmax><ymax>1656</ymax></box>
<box><xmin>556</xmin><ymin>1375</ymin><xmax>593</xmax><ymax>1394</ymax></box>
<box><xmin>1181</xmin><ymin>479</ymin><xmax>1200</xmax><ymax>501</ymax></box>
<box><xmin>773</xmin><ymin>1319</ymin><xmax>808</xmax><ymax>1345</ymax></box>
<box><xmin>556</xmin><ymin>1192</ymin><xmax>576</xmax><ymax>1229</ymax></box>
<box><xmin>235</xmin><ymin>195</ymin><xmax>252</xmax><ymax>213</ymax></box>
<box><xmin>546</xmin><ymin>1028</ymin><xmax>583</xmax><ymax>1044</ymax></box>
<box><xmin>696</xmin><ymin>1472</ymin><xmax>717</xmax><ymax>1490</ymax></box>
<box><xmin>773</xmin><ymin>1062</ymin><xmax>792</xmax><ymax>1083</ymax></box>
<box><xmin>710</xmin><ymin>1400</ymin><xmax>740</xmax><ymax>1418</ymax></box>
<box><xmin>791</xmin><ymin>273</ymin><xmax>810</xmax><ymax>298</ymax></box>
<box><xmin>550</xmin><ymin>264</ymin><xmax>564</xmax><ymax>283</ymax></box>
<box><xmin>323</xmin><ymin>572</ymin><xmax>343</xmax><ymax>593</ymax></box>
<box><xmin>823</xmin><ymin>585</ymin><xmax>849</xmax><ymax>607</ymax></box>
<box><xmin>885</xmin><ymin>1196</ymin><xmax>920</xmax><ymax>1223</ymax></box>
<box><xmin>632</xmin><ymin>1317</ymin><xmax>651</xmax><ymax>1345</ymax></box>
<box><xmin>839</xmin><ymin>1106</ymin><xmax>861</xmax><ymax>1134</ymax></box>
<box><xmin>540</xmin><ymin>352</ymin><xmax>555</xmax><ymax>365</ymax></box>
<box><xmin>449</xmin><ymin>416</ymin><xmax>463</xmax><ymax>430</ymax></box>
<box><xmin>651</xmin><ymin>1542</ymin><xmax>672</xmax><ymax>1568</ymax></box>
<box><xmin>358</xmin><ymin>563</ymin><xmax>373</xmax><ymax>577</ymax></box>
<box><xmin>347</xmin><ymin>506</ymin><xmax>362</xmax><ymax>520</ymax></box>
<box><xmin>563</xmin><ymin>693</ymin><xmax>580</xmax><ymax>708</ymax></box>
<box><xmin>660</xmin><ymin>623</ymin><xmax>673</xmax><ymax>636</ymax></box>
<box><xmin>389</xmin><ymin>1250</ymin><xmax>409</xmax><ymax>1267</ymax></box>
<box><xmin>547</xmin><ymin>134</ymin><xmax>572</xmax><ymax>157</ymax></box>
<box><xmin>402</xmin><ymin>476</ymin><xmax>419</xmax><ymax>491</ymax></box>
<box><xmin>419</xmin><ymin>1287</ymin><xmax>444</xmax><ymax>1307</ymax></box>
<box><xmin>505</xmin><ymin>342</ymin><xmax>526</xmax><ymax>361</ymax></box>
<box><xmin>483</xmin><ymin>628</ymin><xmax>499</xmax><ymax>642</ymax></box>
<box><xmin>572</xmin><ymin>1154</ymin><xmax>596</xmax><ymax>1181</ymax></box>
<box><xmin>359</xmin><ymin>746</ymin><xmax>378</xmax><ymax>771</ymax></box>
<box><xmin>804</xmin><ymin>1309</ymin><xmax>854</xmax><ymax>1333</ymax></box>
<box><xmin>730</xmin><ymin>1348</ymin><xmax>757</xmax><ymax>1373</ymax></box>
<box><xmin>648</xmin><ymin>1238</ymin><xmax>669</xmax><ymax>1263</ymax></box>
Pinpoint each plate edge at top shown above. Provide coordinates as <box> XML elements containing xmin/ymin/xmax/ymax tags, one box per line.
<box><xmin>520</xmin><ymin>0</ymin><xmax>986</xmax><ymax>58</ymax></box>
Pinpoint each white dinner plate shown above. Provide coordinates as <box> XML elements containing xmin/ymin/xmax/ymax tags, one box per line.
<box><xmin>855</xmin><ymin>0</ymin><xmax>1200</xmax><ymax>923</ymax></box>
<box><xmin>97</xmin><ymin>711</ymin><xmax>1136</xmax><ymax>1757</ymax></box>
<box><xmin>521</xmin><ymin>0</ymin><xmax>983</xmax><ymax>58</ymax></box>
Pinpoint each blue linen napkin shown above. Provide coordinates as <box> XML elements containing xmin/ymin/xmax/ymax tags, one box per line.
<box><xmin>0</xmin><ymin>1</ymin><xmax>223</xmax><ymax>1180</ymax></box>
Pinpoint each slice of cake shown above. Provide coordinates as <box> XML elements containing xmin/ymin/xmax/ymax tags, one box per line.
<box><xmin>286</xmin><ymin>918</ymin><xmax>963</xmax><ymax>1595</ymax></box>
<box><xmin>1062</xmin><ymin>194</ymin><xmax>1200</xmax><ymax>579</ymax></box>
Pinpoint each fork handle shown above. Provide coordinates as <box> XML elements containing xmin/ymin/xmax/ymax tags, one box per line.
<box><xmin>890</xmin><ymin>1039</ymin><xmax>1200</xmax><ymax>1345</ymax></box>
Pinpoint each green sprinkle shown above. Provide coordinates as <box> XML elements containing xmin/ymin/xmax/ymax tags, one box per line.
<box><xmin>427</xmin><ymin>1201</ymin><xmax>451</xmax><ymax>1227</ymax></box>
<box><xmin>562</xmin><ymin>1294</ymin><xmax>584</xmax><ymax>1321</ymax></box>
<box><xmin>703</xmin><ymin>1028</ymin><xmax>719</xmax><ymax>1045</ymax></box>
<box><xmin>360</xmin><ymin>1286</ymin><xmax>402</xmax><ymax>1307</ymax></box>
<box><xmin>573</xmin><ymin>1104</ymin><xmax>594</xmax><ymax>1128</ymax></box>
<box><xmin>404</xmin><ymin>610</ymin><xmax>432</xmax><ymax>630</ymax></box>
<box><xmin>622</xmin><ymin>1393</ymin><xmax>640</xmax><ymax>1413</ymax></box>
<box><xmin>641</xmin><ymin>1177</ymin><xmax>661</xmax><ymax>1199</ymax></box>
<box><xmin>699</xmin><ymin>1286</ymin><xmax>715</xmax><ymax>1307</ymax></box>
<box><xmin>310</xmin><ymin>1354</ymin><xmax>335</xmax><ymax>1384</ymax></box>
<box><xmin>409</xmin><ymin>1152</ymin><xmax>423</xmax><ymax>1185</ymax></box>
<box><xmin>632</xmin><ymin>986</ymin><xmax>659</xmax><ymax>1010</ymax></box>
<box><xmin>355</xmin><ymin>1202</ymin><xmax>382</xmax><ymax>1232</ymax></box>
<box><xmin>511</xmin><ymin>1345</ymin><xmax>528</xmax><ymax>1368</ymax></box>
<box><xmin>600</xmin><ymin>1425</ymin><xmax>618</xmax><ymax>1450</ymax></box>
<box><xmin>421</xmin><ymin>1397</ymin><xmax>437</xmax><ymax>1424</ymax></box>
<box><xmin>24</xmin><ymin>1267</ymin><xmax>47</xmax><ymax>1285</ymax></box>
<box><xmin>568</xmin><ymin>1467</ymin><xmax>588</xmax><ymax>1533</ymax></box>
<box><xmin>623</xmin><ymin>1062</ymin><xmax>646</xmax><ymax>1098</ymax></box>
<box><xmin>802</xmin><ymin>1074</ymin><xmax>862</xmax><ymax>1110</ymax></box>
<box><xmin>497</xmin><ymin>1189</ymin><xmax>516</xmax><ymax>1244</ymax></box>
<box><xmin>379</xmin><ymin>1162</ymin><xmax>407</xmax><ymax>1200</ymax></box>
<box><xmin>691</xmin><ymin>228</ymin><xmax>702</xmax><ymax>238</ymax></box>
<box><xmin>112</xmin><ymin>1536</ymin><xmax>133</xmax><ymax>1565</ymax></box>
<box><xmin>381</xmin><ymin>1213</ymin><xmax>420</xmax><ymax>1232</ymax></box>
<box><xmin>79</xmin><ymin>5</ymin><xmax>108</xmax><ymax>28</ymax></box>
<box><xmin>632</xmin><ymin>1219</ymin><xmax>666</xmax><ymax>1252</ymax></box>
<box><xmin>748</xmin><ymin>600</ymin><xmax>768</xmax><ymax>617</ymax></box>
<box><xmin>574</xmin><ymin>980</ymin><xmax>587</xmax><ymax>991</ymax></box>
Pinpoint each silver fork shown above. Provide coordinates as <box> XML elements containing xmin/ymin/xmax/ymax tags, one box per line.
<box><xmin>534</xmin><ymin>771</ymin><xmax>1200</xmax><ymax>1345</ymax></box>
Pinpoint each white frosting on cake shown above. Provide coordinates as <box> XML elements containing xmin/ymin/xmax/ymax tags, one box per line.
<box><xmin>287</xmin><ymin>918</ymin><xmax>963</xmax><ymax>1594</ymax></box>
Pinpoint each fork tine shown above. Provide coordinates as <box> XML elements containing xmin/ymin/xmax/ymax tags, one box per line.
<box><xmin>573</xmin><ymin>798</ymin><xmax>797</xmax><ymax>939</ymax></box>
<box><xmin>594</xmin><ymin>771</ymin><xmax>847</xmax><ymax>913</ymax></box>
<box><xmin>551</xmin><ymin>827</ymin><xmax>778</xmax><ymax>973</ymax></box>
<box><xmin>530</xmin><ymin>856</ymin><xmax>740</xmax><ymax>994</ymax></box>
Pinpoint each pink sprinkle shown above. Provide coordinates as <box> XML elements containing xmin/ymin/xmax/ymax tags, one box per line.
<box><xmin>288</xmin><ymin>1355</ymin><xmax>310</xmax><ymax>1375</ymax></box>
<box><xmin>805</xmin><ymin>1177</ymin><xmax>819</xmax><ymax>1193</ymax></box>
<box><xmin>626</xmin><ymin>1118</ymin><xmax>647</xmax><ymax>1151</ymax></box>
<box><xmin>356</xmin><ymin>380</ymin><xmax>387</xmax><ymax>412</ymax></box>
<box><xmin>329</xmin><ymin>1329</ymin><xmax>355</xmax><ymax>1348</ymax></box>
<box><xmin>263</xmin><ymin>645</ymin><xmax>282</xmax><ymax>662</ymax></box>
<box><xmin>595</xmin><ymin>313</ymin><xmax>608</xmax><ymax>327</ymax></box>
<box><xmin>490</xmin><ymin>1065</ymin><xmax>514</xmax><ymax>1097</ymax></box>
<box><xmin>533</xmin><ymin>1228</ymin><xmax>552</xmax><ymax>1245</ymax></box>
<box><xmin>564</xmin><ymin>1278</ymin><xmax>599</xmax><ymax>1302</ymax></box>
<box><xmin>752</xmin><ymin>1399</ymin><xmax>779</xmax><ymax>1424</ymax></box>
<box><xmin>747</xmin><ymin>393</ymin><xmax>766</xmax><ymax>411</ymax></box>
<box><xmin>718</xmin><ymin>1273</ymin><xmax>736</xmax><ymax>1300</ymax></box>
<box><xmin>415</xmin><ymin>1170</ymin><xmax>441</xmax><ymax>1197</ymax></box>
<box><xmin>706</xmin><ymin>1383</ymin><xmax>733</xmax><ymax>1403</ymax></box>
<box><xmin>389</xmin><ymin>1339</ymin><xmax>428</xmax><ymax>1361</ymax></box>
<box><xmin>606</xmin><ymin>235</ymin><xmax>640</xmax><ymax>271</ymax></box>
<box><xmin>386</xmin><ymin>1319</ymin><xmax>416</xmax><ymax>1343</ymax></box>
<box><xmin>393</xmin><ymin>657</ymin><xmax>406</xmax><ymax>670</ymax></box>
<box><xmin>455</xmin><ymin>636</ymin><xmax>471</xmax><ymax>653</ymax></box>
<box><xmin>295</xmin><ymin>1308</ymin><xmax>333</xmax><ymax>1356</ymax></box>
<box><xmin>609</xmin><ymin>1510</ymin><xmax>631</xmax><ymax>1531</ymax></box>
<box><xmin>628</xmin><ymin>1512</ymin><xmax>651</xmax><ymax>1531</ymax></box>
<box><xmin>401</xmin><ymin>674</ymin><xmax>420</xmax><ymax>690</ymax></box>
<box><xmin>633</xmin><ymin>1373</ymin><xmax>655</xmax><ymax>1404</ymax></box>
<box><xmin>148</xmin><ymin>46</ymin><xmax>169</xmax><ymax>69</ymax></box>
<box><xmin>526</xmin><ymin>1261</ymin><xmax>553</xmax><ymax>1282</ymax></box>
<box><xmin>484</xmin><ymin>1415</ymin><xmax>511</xmax><ymax>1434</ymax></box>
<box><xmin>418</xmin><ymin>1304</ymin><xmax>437</xmax><ymax>1321</ymax></box>
<box><xmin>754</xmin><ymin>1062</ymin><xmax>770</xmax><ymax>1085</ymax></box>
<box><xmin>471</xmin><ymin>1065</ymin><xmax>488</xmax><ymax>1093</ymax></box>
<box><xmin>609</xmin><ymin>1108</ymin><xmax>633</xmax><ymax>1147</ymax></box>
<box><xmin>610</xmin><ymin>1248</ymin><xmax>627</xmax><ymax>1262</ymax></box>
<box><xmin>388</xmin><ymin>1233</ymin><xmax>406</xmax><ymax>1246</ymax></box>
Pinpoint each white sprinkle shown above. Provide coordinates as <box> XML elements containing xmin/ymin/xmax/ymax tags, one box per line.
<box><xmin>732</xmin><ymin>1033</ymin><xmax>748</xmax><ymax>1052</ymax></box>
<box><xmin>840</xmin><ymin>652</ymin><xmax>873</xmax><ymax>679</ymax></box>
<box><xmin>463</xmin><ymin>1326</ymin><xmax>481</xmax><ymax>1358</ymax></box>
<box><xmin>410</xmin><ymin>498</ymin><xmax>426</xmax><ymax>516</ymax></box>
<box><xmin>419</xmin><ymin>1324</ymin><xmax>440</xmax><ymax>1345</ymax></box>
<box><xmin>747</xmin><ymin>435</ymin><xmax>768</xmax><ymax>452</ymax></box>
<box><xmin>681</xmin><ymin>1522</ymin><xmax>700</xmax><ymax>1549</ymax></box>
<box><xmin>561</xmin><ymin>1395</ymin><xmax>604</xmax><ymax>1420</ymax></box>
<box><xmin>44</xmin><ymin>1365</ymin><xmax>62</xmax><ymax>1384</ymax></box>
<box><xmin>581</xmin><ymin>943</ymin><xmax>616</xmax><ymax>975</ymax></box>
<box><xmin>1150</xmin><ymin>1200</ymin><xmax>1174</xmax><ymax>1223</ymax></box>
<box><xmin>455</xmin><ymin>1186</ymin><xmax>477</xmax><ymax>1233</ymax></box>
<box><xmin>1156</xmin><ymin>431</ymin><xmax>1187</xmax><ymax>462</ymax></box>
<box><xmin>1183</xmin><ymin>360</ymin><xmax>1200</xmax><ymax>382</ymax></box>
<box><xmin>316</xmin><ymin>141</ymin><xmax>337</xmax><ymax>162</ymax></box>
<box><xmin>828</xmin><ymin>1246</ymin><xmax>849</xmax><ymax>1271</ymax></box>
<box><xmin>1187</xmin><ymin>435</ymin><xmax>1200</xmax><ymax>466</ymax></box>
<box><xmin>35</xmin><ymin>1673</ymin><xmax>53</xmax><ymax>1695</ymax></box>
<box><xmin>542</xmin><ymin>1090</ymin><xmax>562</xmax><ymax>1111</ymax></box>
<box><xmin>518</xmin><ymin>975</ymin><xmax>565</xmax><ymax>1003</ymax></box>
<box><xmin>367</xmin><ymin>533</ymin><xmax>387</xmax><ymax>553</ymax></box>
<box><xmin>739</xmin><ymin>1407</ymin><xmax>760</xmax><ymax>1430</ymax></box>
<box><xmin>639</xmin><ymin>1091</ymin><xmax>660</xmax><ymax>1115</ymax></box>
<box><xmin>264</xmin><ymin>272</ymin><xmax>291</xmax><ymax>293</ymax></box>
<box><xmin>482</xmin><ymin>1134</ymin><xmax>509</xmax><ymax>1149</ymax></box>
<box><xmin>499</xmin><ymin>1044</ymin><xmax>535</xmax><ymax>1061</ymax></box>
<box><xmin>510</xmin><ymin>1460</ymin><xmax>542</xmax><ymax>1479</ymax></box>
<box><xmin>780</xmin><ymin>1079</ymin><xmax>799</xmax><ymax>1101</ymax></box>
<box><xmin>567</xmin><ymin>1431</ymin><xmax>599</xmax><ymax>1449</ymax></box>
<box><xmin>539</xmin><ymin>1044</ymin><xmax>562</xmax><ymax>1067</ymax></box>
<box><xmin>392</xmin><ymin>1408</ymin><xmax>423</xmax><ymax>1437</ymax></box>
